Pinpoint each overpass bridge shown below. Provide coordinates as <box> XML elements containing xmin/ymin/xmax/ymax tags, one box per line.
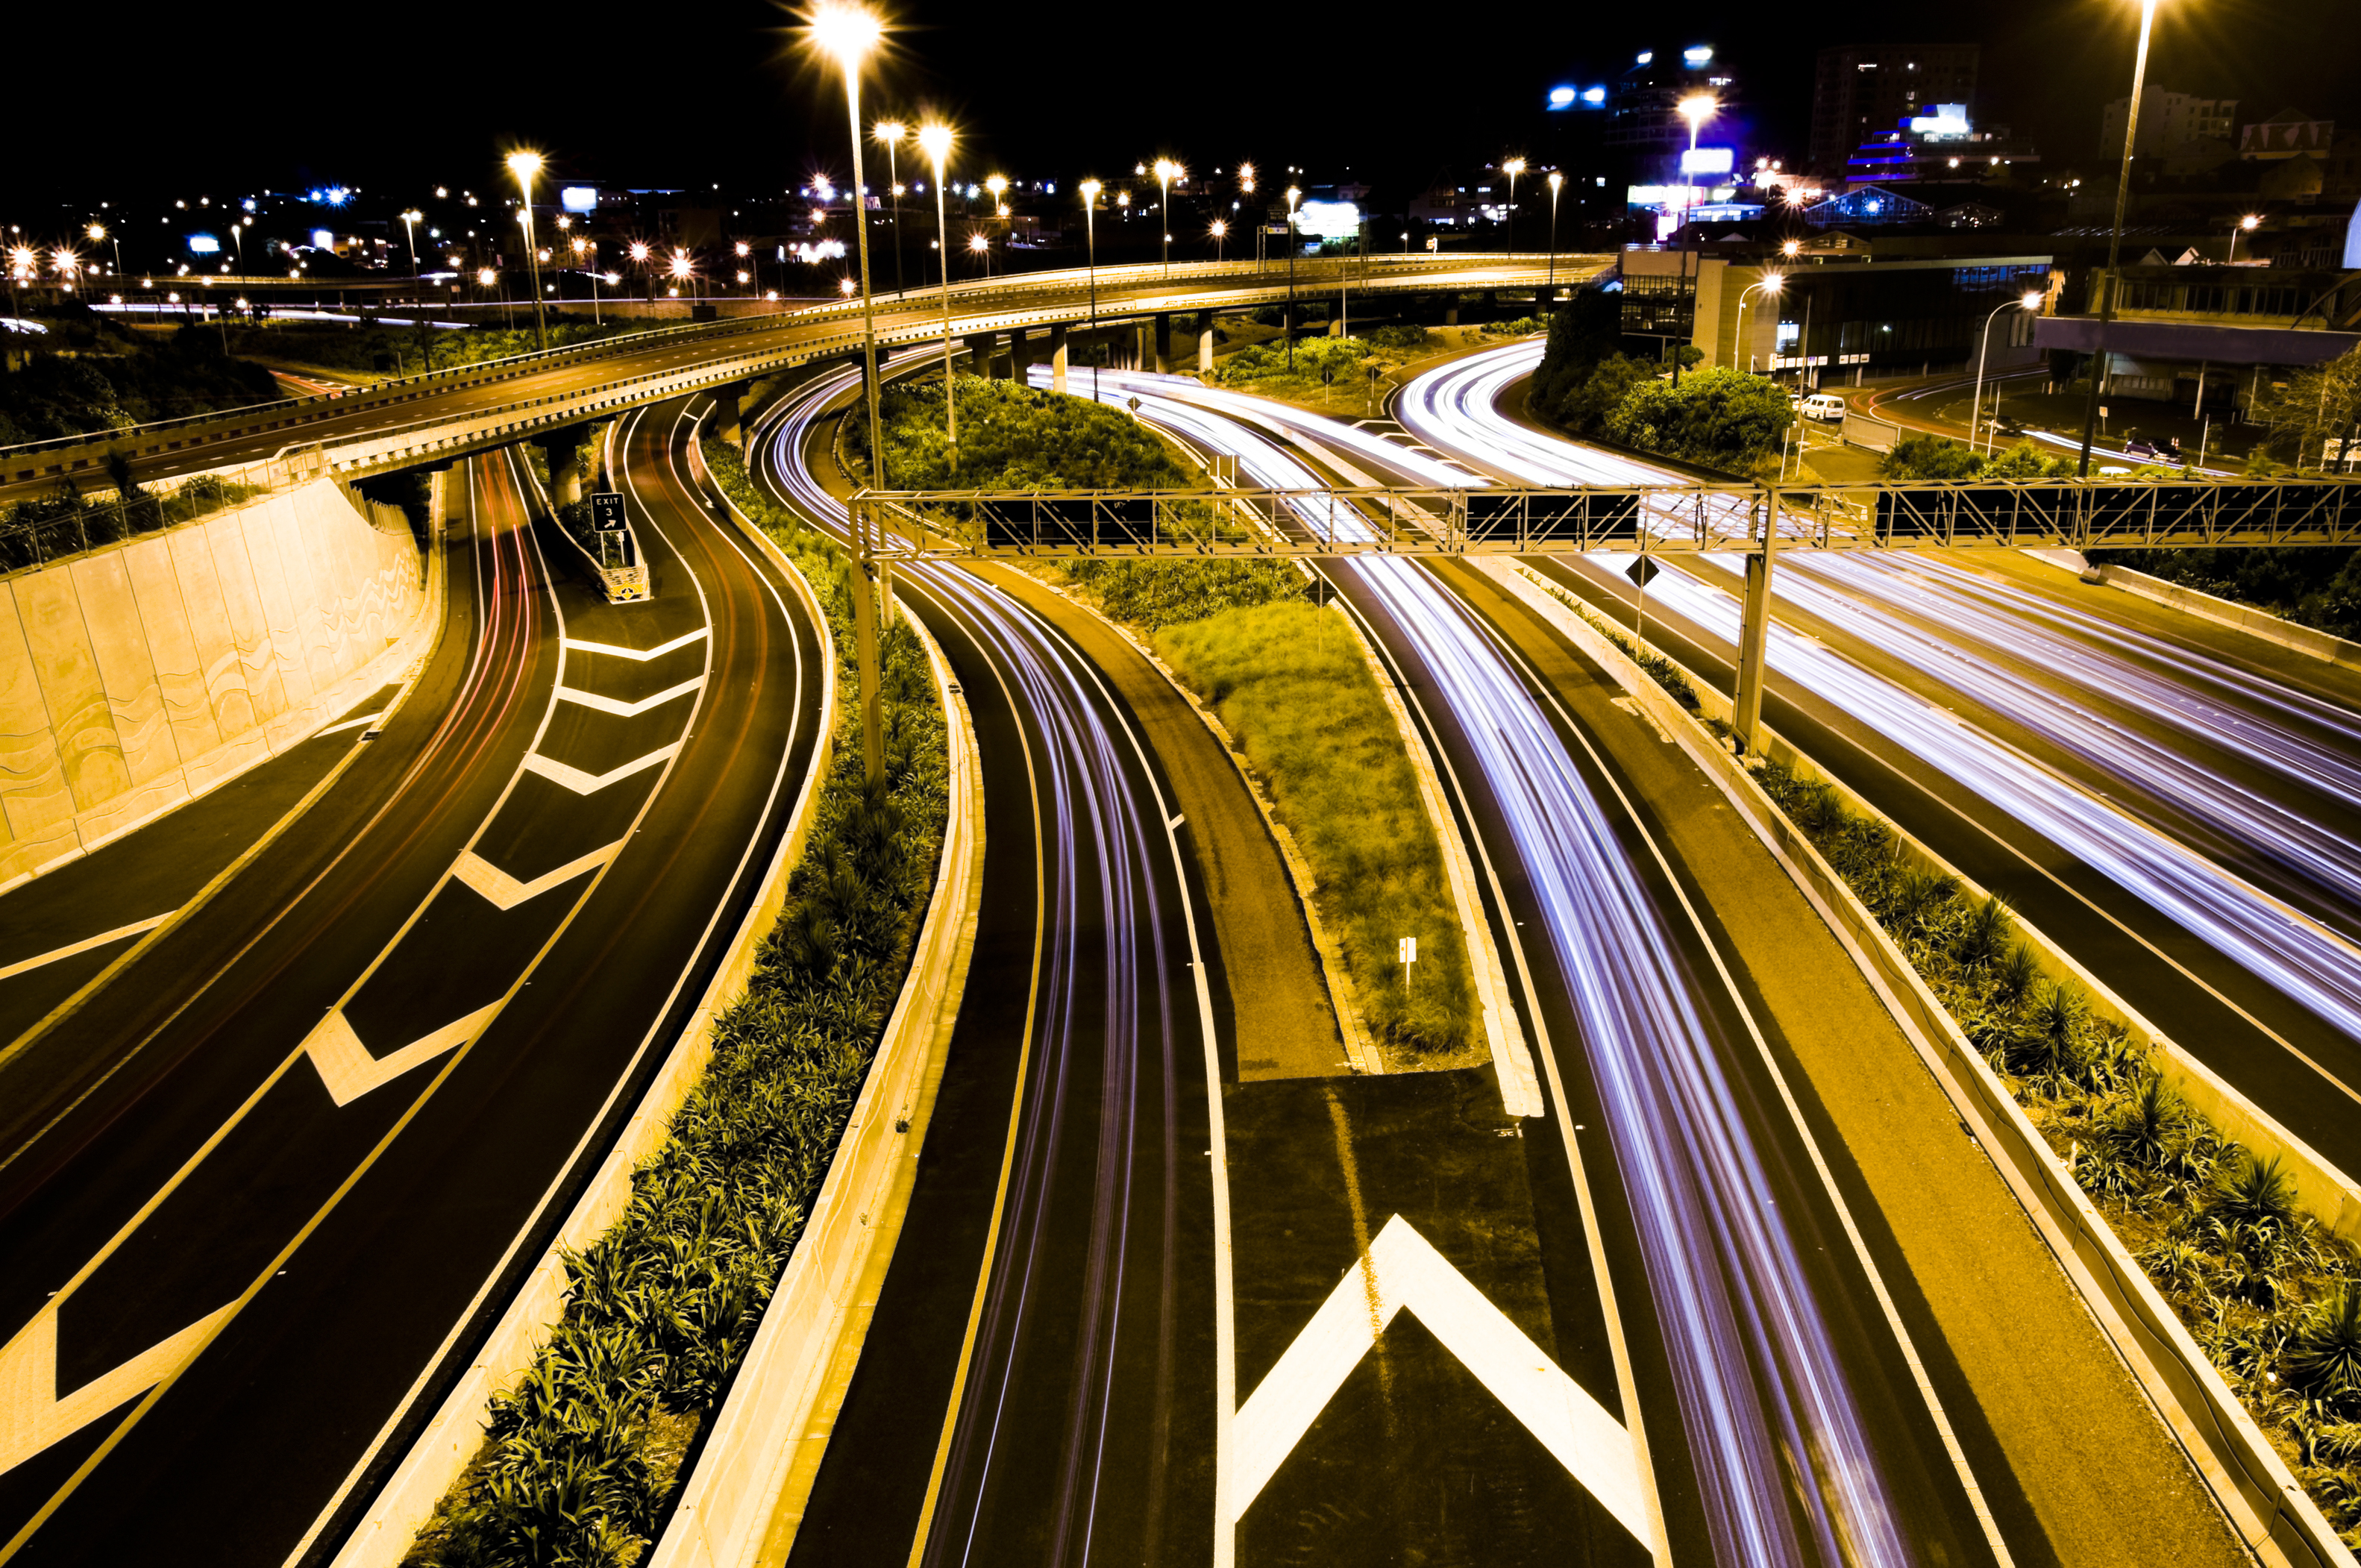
<box><xmin>1</xmin><ymin>254</ymin><xmax>1589</xmax><ymax>501</ymax></box>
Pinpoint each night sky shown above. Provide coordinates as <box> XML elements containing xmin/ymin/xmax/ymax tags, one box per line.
<box><xmin>18</xmin><ymin>0</ymin><xmax>2359</xmax><ymax>207</ymax></box>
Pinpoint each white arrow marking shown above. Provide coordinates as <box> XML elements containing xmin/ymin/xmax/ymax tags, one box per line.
<box><xmin>521</xmin><ymin>744</ymin><xmax>677</xmax><ymax>796</ymax></box>
<box><xmin>1232</xmin><ymin>1214</ymin><xmax>1649</xmax><ymax>1546</ymax></box>
<box><xmin>0</xmin><ymin>915</ymin><xmax>174</xmax><ymax>982</ymax></box>
<box><xmin>553</xmin><ymin>675</ymin><xmax>703</xmax><ymax>718</ymax></box>
<box><xmin>0</xmin><ymin>1301</ymin><xmax>234</xmax><ymax>1476</ymax></box>
<box><xmin>450</xmin><ymin>841</ymin><xmax>622</xmax><ymax>912</ymax></box>
<box><xmin>301</xmin><ymin>1003</ymin><xmax>500</xmax><ymax>1107</ymax></box>
<box><xmin>559</xmin><ymin>627</ymin><xmax>708</xmax><ymax>662</ymax></box>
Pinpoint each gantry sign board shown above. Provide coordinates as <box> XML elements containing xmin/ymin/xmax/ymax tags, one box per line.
<box><xmin>851</xmin><ymin>477</ymin><xmax>2361</xmax><ymax>559</ymax></box>
<box><xmin>590</xmin><ymin>492</ymin><xmax>627</xmax><ymax>531</ymax></box>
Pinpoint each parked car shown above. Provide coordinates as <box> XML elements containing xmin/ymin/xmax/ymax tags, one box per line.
<box><xmin>1799</xmin><ymin>392</ymin><xmax>1848</xmax><ymax>422</ymax></box>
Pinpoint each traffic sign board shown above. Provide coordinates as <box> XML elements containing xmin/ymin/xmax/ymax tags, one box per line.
<box><xmin>590</xmin><ymin>492</ymin><xmax>626</xmax><ymax>532</ymax></box>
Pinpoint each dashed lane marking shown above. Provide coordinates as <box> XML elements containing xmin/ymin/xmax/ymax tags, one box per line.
<box><xmin>0</xmin><ymin>916</ymin><xmax>175</xmax><ymax>982</ymax></box>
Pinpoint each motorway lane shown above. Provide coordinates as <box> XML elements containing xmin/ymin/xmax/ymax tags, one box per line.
<box><xmin>751</xmin><ymin>369</ymin><xmax>1227</xmax><ymax>1566</ymax></box>
<box><xmin>0</xmin><ymin>405</ymin><xmax>828</xmax><ymax>1564</ymax></box>
<box><xmin>0</xmin><ymin>260</ymin><xmax>1572</xmax><ymax>506</ymax></box>
<box><xmin>1399</xmin><ymin>342</ymin><xmax>2361</xmax><ymax>1184</ymax></box>
<box><xmin>1050</xmin><ymin>370</ymin><xmax>2006</xmax><ymax>1565</ymax></box>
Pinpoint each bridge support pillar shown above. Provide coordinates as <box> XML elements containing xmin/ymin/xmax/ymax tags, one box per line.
<box><xmin>1153</xmin><ymin>313</ymin><xmax>1173</xmax><ymax>373</ymax></box>
<box><xmin>1731</xmin><ymin>498</ymin><xmax>1780</xmax><ymax>755</ymax></box>
<box><xmin>963</xmin><ymin>331</ymin><xmax>998</xmax><ymax>378</ymax></box>
<box><xmin>1198</xmin><ymin>315</ymin><xmax>1216</xmax><ymax>372</ymax></box>
<box><xmin>1009</xmin><ymin>327</ymin><xmax>1032</xmax><ymax>386</ymax></box>
<box><xmin>1442</xmin><ymin>297</ymin><xmax>1459</xmax><ymax>326</ymax></box>
<box><xmin>425</xmin><ymin>465</ymin><xmax>453</xmax><ymax>540</ymax></box>
<box><xmin>1050</xmin><ymin>323</ymin><xmax>1070</xmax><ymax>393</ymax></box>
<box><xmin>533</xmin><ymin>424</ymin><xmax>597</xmax><ymax>505</ymax></box>
<box><xmin>708</xmin><ymin>381</ymin><xmax>750</xmax><ymax>447</ymax></box>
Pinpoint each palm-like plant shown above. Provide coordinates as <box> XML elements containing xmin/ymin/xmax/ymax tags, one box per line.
<box><xmin>2288</xmin><ymin>1285</ymin><xmax>2361</xmax><ymax>1407</ymax></box>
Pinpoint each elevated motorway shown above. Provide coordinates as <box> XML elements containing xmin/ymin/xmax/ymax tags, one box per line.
<box><xmin>1</xmin><ymin>257</ymin><xmax>1587</xmax><ymax>501</ymax></box>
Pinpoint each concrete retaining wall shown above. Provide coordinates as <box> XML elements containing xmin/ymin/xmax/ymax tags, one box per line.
<box><xmin>2031</xmin><ymin>551</ymin><xmax>2361</xmax><ymax>674</ymax></box>
<box><xmin>1478</xmin><ymin>558</ymin><xmax>2351</xmax><ymax>1568</ymax></box>
<box><xmin>0</xmin><ymin>480</ymin><xmax>427</xmax><ymax>891</ymax></box>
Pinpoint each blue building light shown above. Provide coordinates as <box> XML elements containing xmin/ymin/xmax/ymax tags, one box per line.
<box><xmin>1583</xmin><ymin>86</ymin><xmax>1607</xmax><ymax>104</ymax></box>
<box><xmin>1684</xmin><ymin>45</ymin><xmax>1713</xmax><ymax>65</ymax></box>
<box><xmin>1549</xmin><ymin>85</ymin><xmax>1577</xmax><ymax>108</ymax></box>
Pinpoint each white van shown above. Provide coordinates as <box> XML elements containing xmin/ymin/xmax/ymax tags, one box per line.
<box><xmin>1799</xmin><ymin>392</ymin><xmax>1849</xmax><ymax>422</ymax></box>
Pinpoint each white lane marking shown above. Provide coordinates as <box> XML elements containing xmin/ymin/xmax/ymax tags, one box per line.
<box><xmin>0</xmin><ymin>1300</ymin><xmax>237</xmax><ymax>1476</ymax></box>
<box><xmin>1167</xmin><ymin>812</ymin><xmax>1185</xmax><ymax>830</ymax></box>
<box><xmin>554</xmin><ymin>676</ymin><xmax>704</xmax><ymax>718</ymax></box>
<box><xmin>0</xmin><ymin>916</ymin><xmax>175</xmax><ymax>982</ymax></box>
<box><xmin>451</xmin><ymin>841</ymin><xmax>624</xmax><ymax>911</ymax></box>
<box><xmin>558</xmin><ymin>626</ymin><xmax>709</xmax><ymax>662</ymax></box>
<box><xmin>316</xmin><ymin>709</ymin><xmax>387</xmax><ymax>737</ymax></box>
<box><xmin>300</xmin><ymin>1004</ymin><xmax>501</xmax><ymax>1107</ymax></box>
<box><xmin>1232</xmin><ymin>1214</ymin><xmax>1648</xmax><ymax>1545</ymax></box>
<box><xmin>521</xmin><ymin>744</ymin><xmax>679</xmax><ymax>796</ymax></box>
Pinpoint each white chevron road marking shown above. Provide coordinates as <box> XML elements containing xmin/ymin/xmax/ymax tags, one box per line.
<box><xmin>0</xmin><ymin>1302</ymin><xmax>236</xmax><ymax>1476</ymax></box>
<box><xmin>1232</xmin><ymin>1214</ymin><xmax>1649</xmax><ymax>1546</ymax></box>
<box><xmin>559</xmin><ymin>627</ymin><xmax>709</xmax><ymax>662</ymax></box>
<box><xmin>552</xmin><ymin>675</ymin><xmax>703</xmax><ymax>718</ymax></box>
<box><xmin>299</xmin><ymin>1003</ymin><xmax>501</xmax><ymax>1107</ymax></box>
<box><xmin>450</xmin><ymin>842</ymin><xmax>623</xmax><ymax>912</ymax></box>
<box><xmin>0</xmin><ymin>915</ymin><xmax>175</xmax><ymax>982</ymax></box>
<box><xmin>521</xmin><ymin>744</ymin><xmax>677</xmax><ymax>796</ymax></box>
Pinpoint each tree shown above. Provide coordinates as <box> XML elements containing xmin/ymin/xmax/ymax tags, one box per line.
<box><xmin>1558</xmin><ymin>354</ymin><xmax>1655</xmax><ymax>437</ymax></box>
<box><xmin>1530</xmin><ymin>289</ymin><xmax>1624</xmax><ymax>413</ymax></box>
<box><xmin>1881</xmin><ymin>433</ymin><xmax>1984</xmax><ymax>480</ymax></box>
<box><xmin>2251</xmin><ymin>346</ymin><xmax>2361</xmax><ymax>471</ymax></box>
<box><xmin>1602</xmin><ymin>366</ymin><xmax>1793</xmax><ymax>472</ymax></box>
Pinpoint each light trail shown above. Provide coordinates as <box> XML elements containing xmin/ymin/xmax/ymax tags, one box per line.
<box><xmin>1056</xmin><ymin>366</ymin><xmax>1931</xmax><ymax>1566</ymax></box>
<box><xmin>759</xmin><ymin>365</ymin><xmax>1214</xmax><ymax>1567</ymax></box>
<box><xmin>1399</xmin><ymin>342</ymin><xmax>2361</xmax><ymax>1049</ymax></box>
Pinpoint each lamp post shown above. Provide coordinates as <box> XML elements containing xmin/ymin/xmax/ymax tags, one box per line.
<box><xmin>813</xmin><ymin>1</ymin><xmax>890</xmax><ymax>784</ymax></box>
<box><xmin>735</xmin><ymin>239</ymin><xmax>752</xmax><ymax>300</ymax></box>
<box><xmin>1500</xmin><ymin>157</ymin><xmax>1526</xmax><ymax>254</ymax></box>
<box><xmin>1545</xmin><ymin>171</ymin><xmax>1563</xmax><ymax>300</ymax></box>
<box><xmin>1210</xmin><ymin>219</ymin><xmax>1226</xmax><ymax>263</ymax></box>
<box><xmin>874</xmin><ymin>119</ymin><xmax>907</xmax><ymax>295</ymax></box>
<box><xmin>1285</xmin><ymin>185</ymin><xmax>1301</xmax><ymax>374</ymax></box>
<box><xmin>1734</xmin><ymin>274</ymin><xmax>1782</xmax><ymax>373</ymax></box>
<box><xmin>506</xmin><ymin>151</ymin><xmax>548</xmax><ymax>351</ymax></box>
<box><xmin>985</xmin><ymin>173</ymin><xmax>1008</xmax><ymax>248</ymax></box>
<box><xmin>921</xmin><ymin>123</ymin><xmax>957</xmax><ymax>465</ymax></box>
<box><xmin>1973</xmin><ymin>292</ymin><xmax>2047</xmax><ymax>455</ymax></box>
<box><xmin>2077</xmin><ymin>0</ymin><xmax>2160</xmax><ymax>477</ymax></box>
<box><xmin>400</xmin><ymin>209</ymin><xmax>430</xmax><ymax>366</ymax></box>
<box><xmin>1081</xmin><ymin>178</ymin><xmax>1103</xmax><ymax>405</ymax></box>
<box><xmin>969</xmin><ymin>231</ymin><xmax>990</xmax><ymax>277</ymax></box>
<box><xmin>630</xmin><ymin>240</ymin><xmax>651</xmax><ymax>301</ymax></box>
<box><xmin>1674</xmin><ymin>95</ymin><xmax>1718</xmax><ymax>387</ymax></box>
<box><xmin>2229</xmin><ymin>212</ymin><xmax>2259</xmax><ymax>264</ymax></box>
<box><xmin>1154</xmin><ymin>157</ymin><xmax>1182</xmax><ymax>276</ymax></box>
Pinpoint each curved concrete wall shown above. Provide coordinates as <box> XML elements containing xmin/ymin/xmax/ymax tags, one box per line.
<box><xmin>0</xmin><ymin>481</ymin><xmax>428</xmax><ymax>890</ymax></box>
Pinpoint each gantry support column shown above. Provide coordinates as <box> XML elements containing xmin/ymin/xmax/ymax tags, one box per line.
<box><xmin>1050</xmin><ymin>322</ymin><xmax>1070</xmax><ymax>393</ymax></box>
<box><xmin>1731</xmin><ymin>489</ymin><xmax>1781</xmax><ymax>756</ymax></box>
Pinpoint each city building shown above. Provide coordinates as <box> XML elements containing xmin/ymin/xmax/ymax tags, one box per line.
<box><xmin>1809</xmin><ymin>45</ymin><xmax>1981</xmax><ymax>176</ymax></box>
<box><xmin>2101</xmin><ymin>89</ymin><xmax>2238</xmax><ymax>163</ymax></box>
<box><xmin>2036</xmin><ymin>261</ymin><xmax>2361</xmax><ymax>416</ymax></box>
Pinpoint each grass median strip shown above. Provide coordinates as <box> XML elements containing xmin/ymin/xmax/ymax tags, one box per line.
<box><xmin>404</xmin><ymin>439</ymin><xmax>946</xmax><ymax>1568</ymax></box>
<box><xmin>1752</xmin><ymin>759</ymin><xmax>2361</xmax><ymax>1548</ymax></box>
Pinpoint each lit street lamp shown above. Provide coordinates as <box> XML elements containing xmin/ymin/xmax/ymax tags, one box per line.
<box><xmin>968</xmin><ymin>231</ymin><xmax>990</xmax><ymax>277</ymax></box>
<box><xmin>1973</xmin><ymin>291</ymin><xmax>2048</xmax><ymax>455</ymax></box>
<box><xmin>1500</xmin><ymin>157</ymin><xmax>1525</xmax><ymax>254</ymax></box>
<box><xmin>811</xmin><ymin>0</ymin><xmax>891</xmax><ymax>784</ymax></box>
<box><xmin>1734</xmin><ymin>272</ymin><xmax>1783</xmax><ymax>373</ymax></box>
<box><xmin>1154</xmin><ymin>157</ymin><xmax>1183</xmax><ymax>275</ymax></box>
<box><xmin>1545</xmin><ymin>171</ymin><xmax>1563</xmax><ymax>298</ymax></box>
<box><xmin>874</xmin><ymin>119</ymin><xmax>907</xmax><ymax>295</ymax></box>
<box><xmin>2229</xmin><ymin>212</ymin><xmax>2260</xmax><ymax>265</ymax></box>
<box><xmin>630</xmin><ymin>239</ymin><xmax>652</xmax><ymax>301</ymax></box>
<box><xmin>1081</xmin><ymin>178</ymin><xmax>1103</xmax><ymax>404</ymax></box>
<box><xmin>2077</xmin><ymin>0</ymin><xmax>2160</xmax><ymax>477</ymax></box>
<box><xmin>920</xmin><ymin>122</ymin><xmax>958</xmax><ymax>464</ymax></box>
<box><xmin>1676</xmin><ymin>95</ymin><xmax>1717</xmax><ymax>223</ymax></box>
<box><xmin>1210</xmin><ymin>218</ymin><xmax>1226</xmax><ymax>263</ymax></box>
<box><xmin>1285</xmin><ymin>185</ymin><xmax>1301</xmax><ymax>373</ymax></box>
<box><xmin>506</xmin><ymin>151</ymin><xmax>548</xmax><ymax>350</ymax></box>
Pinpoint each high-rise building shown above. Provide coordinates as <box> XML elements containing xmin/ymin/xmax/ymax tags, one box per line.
<box><xmin>2101</xmin><ymin>88</ymin><xmax>2238</xmax><ymax>161</ymax></box>
<box><xmin>1605</xmin><ymin>44</ymin><xmax>1739</xmax><ymax>160</ymax></box>
<box><xmin>1810</xmin><ymin>45</ymin><xmax>1981</xmax><ymax>175</ymax></box>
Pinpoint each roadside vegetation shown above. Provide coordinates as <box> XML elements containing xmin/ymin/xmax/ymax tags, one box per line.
<box><xmin>1755</xmin><ymin>759</ymin><xmax>2361</xmax><ymax>1545</ymax></box>
<box><xmin>404</xmin><ymin>435</ymin><xmax>947</xmax><ymax>1568</ymax></box>
<box><xmin>0</xmin><ymin>471</ymin><xmax>270</xmax><ymax>574</ymax></box>
<box><xmin>0</xmin><ymin>306</ymin><xmax>280</xmax><ymax>444</ymax></box>
<box><xmin>228</xmin><ymin>317</ymin><xmax>639</xmax><ymax>379</ymax></box>
<box><xmin>859</xmin><ymin>378</ymin><xmax>1479</xmax><ymax>1060</ymax></box>
<box><xmin>2089</xmin><ymin>545</ymin><xmax>2361</xmax><ymax>645</ymax></box>
<box><xmin>1525</xmin><ymin>291</ymin><xmax>1788</xmax><ymax>476</ymax></box>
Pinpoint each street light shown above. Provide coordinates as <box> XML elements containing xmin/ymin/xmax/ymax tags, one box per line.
<box><xmin>1285</xmin><ymin>185</ymin><xmax>1301</xmax><ymax>373</ymax></box>
<box><xmin>1676</xmin><ymin>95</ymin><xmax>1717</xmax><ymax>223</ymax></box>
<box><xmin>809</xmin><ymin>0</ymin><xmax>890</xmax><ymax>785</ymax></box>
<box><xmin>629</xmin><ymin>239</ymin><xmax>652</xmax><ymax>302</ymax></box>
<box><xmin>920</xmin><ymin>122</ymin><xmax>958</xmax><ymax>465</ymax></box>
<box><xmin>2229</xmin><ymin>211</ymin><xmax>2260</xmax><ymax>264</ymax></box>
<box><xmin>1081</xmin><ymin>177</ymin><xmax>1103</xmax><ymax>404</ymax></box>
<box><xmin>1500</xmin><ymin>157</ymin><xmax>1526</xmax><ymax>254</ymax></box>
<box><xmin>968</xmin><ymin>231</ymin><xmax>991</xmax><ymax>277</ymax></box>
<box><xmin>87</xmin><ymin>222</ymin><xmax>121</xmax><ymax>282</ymax></box>
<box><xmin>575</xmin><ymin>238</ymin><xmax>604</xmax><ymax>324</ymax></box>
<box><xmin>506</xmin><ymin>151</ymin><xmax>548</xmax><ymax>350</ymax></box>
<box><xmin>1210</xmin><ymin>218</ymin><xmax>1226</xmax><ymax>263</ymax></box>
<box><xmin>2077</xmin><ymin>0</ymin><xmax>2160</xmax><ymax>477</ymax></box>
<box><xmin>1545</xmin><ymin>171</ymin><xmax>1564</xmax><ymax>298</ymax></box>
<box><xmin>1973</xmin><ymin>291</ymin><xmax>2048</xmax><ymax>455</ymax></box>
<box><xmin>1153</xmin><ymin>157</ymin><xmax>1183</xmax><ymax>275</ymax></box>
<box><xmin>874</xmin><ymin>119</ymin><xmax>907</xmax><ymax>294</ymax></box>
<box><xmin>1734</xmin><ymin>272</ymin><xmax>1783</xmax><ymax>373</ymax></box>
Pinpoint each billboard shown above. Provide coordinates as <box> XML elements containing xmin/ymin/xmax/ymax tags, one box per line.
<box><xmin>561</xmin><ymin>186</ymin><xmax>600</xmax><ymax>214</ymax></box>
<box><xmin>1679</xmin><ymin>147</ymin><xmax>1735</xmax><ymax>176</ymax></box>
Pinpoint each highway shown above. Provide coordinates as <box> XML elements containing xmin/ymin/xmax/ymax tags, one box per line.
<box><xmin>1396</xmin><ymin>340</ymin><xmax>2361</xmax><ymax>1181</ymax></box>
<box><xmin>0</xmin><ymin>402</ymin><xmax>828</xmax><ymax>1564</ymax></box>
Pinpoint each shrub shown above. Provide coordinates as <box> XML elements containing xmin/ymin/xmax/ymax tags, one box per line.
<box><xmin>1602</xmin><ymin>366</ymin><xmax>1793</xmax><ymax>473</ymax></box>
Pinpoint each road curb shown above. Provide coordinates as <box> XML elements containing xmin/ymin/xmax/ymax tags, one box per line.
<box><xmin>1480</xmin><ymin>556</ymin><xmax>2352</xmax><ymax>1568</ymax></box>
<box><xmin>2027</xmin><ymin>550</ymin><xmax>2361</xmax><ymax>674</ymax></box>
<box><xmin>650</xmin><ymin>599</ymin><xmax>983</xmax><ymax>1568</ymax></box>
